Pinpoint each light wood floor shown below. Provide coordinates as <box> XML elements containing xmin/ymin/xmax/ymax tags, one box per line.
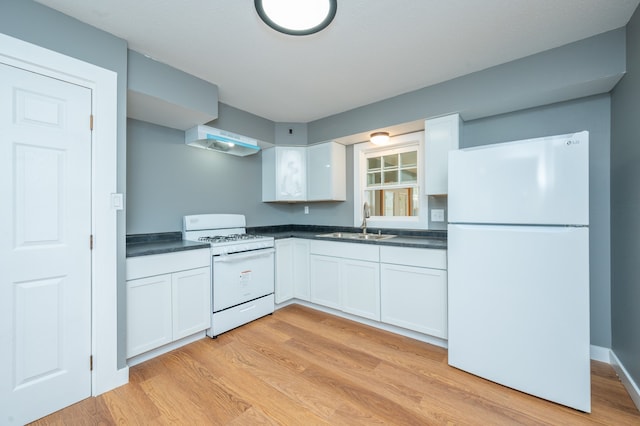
<box><xmin>33</xmin><ymin>304</ymin><xmax>639</xmax><ymax>425</ymax></box>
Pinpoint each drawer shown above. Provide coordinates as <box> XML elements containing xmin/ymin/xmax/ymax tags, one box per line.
<box><xmin>309</xmin><ymin>240</ymin><xmax>379</xmax><ymax>262</ymax></box>
<box><xmin>380</xmin><ymin>246</ymin><xmax>446</xmax><ymax>269</ymax></box>
<box><xmin>210</xmin><ymin>294</ymin><xmax>274</xmax><ymax>337</ymax></box>
<box><xmin>127</xmin><ymin>248</ymin><xmax>210</xmax><ymax>280</ymax></box>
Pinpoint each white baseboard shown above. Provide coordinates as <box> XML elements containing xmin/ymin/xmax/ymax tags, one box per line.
<box><xmin>276</xmin><ymin>299</ymin><xmax>448</xmax><ymax>349</ymax></box>
<box><xmin>94</xmin><ymin>366</ymin><xmax>129</xmax><ymax>396</ymax></box>
<box><xmin>126</xmin><ymin>331</ymin><xmax>207</xmax><ymax>367</ymax></box>
<box><xmin>610</xmin><ymin>351</ymin><xmax>640</xmax><ymax>411</ymax></box>
<box><xmin>590</xmin><ymin>345</ymin><xmax>611</xmax><ymax>363</ymax></box>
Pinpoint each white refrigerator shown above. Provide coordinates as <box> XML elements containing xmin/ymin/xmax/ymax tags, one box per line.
<box><xmin>447</xmin><ymin>131</ymin><xmax>591</xmax><ymax>412</ymax></box>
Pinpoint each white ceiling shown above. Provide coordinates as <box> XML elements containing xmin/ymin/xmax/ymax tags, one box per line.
<box><xmin>35</xmin><ymin>0</ymin><xmax>639</xmax><ymax>123</ymax></box>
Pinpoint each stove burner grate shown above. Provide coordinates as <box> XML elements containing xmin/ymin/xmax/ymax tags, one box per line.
<box><xmin>198</xmin><ymin>234</ymin><xmax>267</xmax><ymax>244</ymax></box>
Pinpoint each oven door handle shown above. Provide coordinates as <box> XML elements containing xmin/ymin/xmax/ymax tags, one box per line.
<box><xmin>213</xmin><ymin>248</ymin><xmax>275</xmax><ymax>263</ymax></box>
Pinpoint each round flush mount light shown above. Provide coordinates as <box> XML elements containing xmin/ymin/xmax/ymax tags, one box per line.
<box><xmin>370</xmin><ymin>132</ymin><xmax>390</xmax><ymax>145</ymax></box>
<box><xmin>255</xmin><ymin>0</ymin><xmax>337</xmax><ymax>36</ymax></box>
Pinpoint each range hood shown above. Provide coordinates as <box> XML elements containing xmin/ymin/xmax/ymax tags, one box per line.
<box><xmin>185</xmin><ymin>125</ymin><xmax>261</xmax><ymax>157</ymax></box>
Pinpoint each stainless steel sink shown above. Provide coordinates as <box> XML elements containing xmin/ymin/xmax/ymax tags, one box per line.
<box><xmin>352</xmin><ymin>233</ymin><xmax>396</xmax><ymax>240</ymax></box>
<box><xmin>316</xmin><ymin>232</ymin><xmax>396</xmax><ymax>240</ymax></box>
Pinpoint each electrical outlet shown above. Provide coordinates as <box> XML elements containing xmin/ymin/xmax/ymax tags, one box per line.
<box><xmin>431</xmin><ymin>209</ymin><xmax>445</xmax><ymax>222</ymax></box>
<box><xmin>304</xmin><ymin>206</ymin><xmax>309</xmax><ymax>214</ymax></box>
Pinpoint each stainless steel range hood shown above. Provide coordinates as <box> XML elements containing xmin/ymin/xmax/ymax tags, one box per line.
<box><xmin>185</xmin><ymin>125</ymin><xmax>261</xmax><ymax>157</ymax></box>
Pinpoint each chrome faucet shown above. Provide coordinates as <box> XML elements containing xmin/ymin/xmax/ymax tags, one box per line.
<box><xmin>361</xmin><ymin>202</ymin><xmax>371</xmax><ymax>235</ymax></box>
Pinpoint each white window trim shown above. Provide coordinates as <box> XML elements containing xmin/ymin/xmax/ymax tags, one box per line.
<box><xmin>353</xmin><ymin>131</ymin><xmax>428</xmax><ymax>229</ymax></box>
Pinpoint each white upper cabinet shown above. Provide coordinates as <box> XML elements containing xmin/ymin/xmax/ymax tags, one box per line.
<box><xmin>307</xmin><ymin>142</ymin><xmax>346</xmax><ymax>201</ymax></box>
<box><xmin>262</xmin><ymin>142</ymin><xmax>346</xmax><ymax>202</ymax></box>
<box><xmin>262</xmin><ymin>146</ymin><xmax>307</xmax><ymax>202</ymax></box>
<box><xmin>424</xmin><ymin>113</ymin><xmax>461</xmax><ymax>195</ymax></box>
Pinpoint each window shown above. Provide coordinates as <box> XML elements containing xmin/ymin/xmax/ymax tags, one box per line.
<box><xmin>365</xmin><ymin>148</ymin><xmax>418</xmax><ymax>217</ymax></box>
<box><xmin>353</xmin><ymin>131</ymin><xmax>428</xmax><ymax>229</ymax></box>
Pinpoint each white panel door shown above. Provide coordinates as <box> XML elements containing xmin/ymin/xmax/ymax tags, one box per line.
<box><xmin>0</xmin><ymin>63</ymin><xmax>92</xmax><ymax>424</ymax></box>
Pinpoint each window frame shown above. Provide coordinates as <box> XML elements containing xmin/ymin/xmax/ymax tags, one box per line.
<box><xmin>353</xmin><ymin>131</ymin><xmax>429</xmax><ymax>229</ymax></box>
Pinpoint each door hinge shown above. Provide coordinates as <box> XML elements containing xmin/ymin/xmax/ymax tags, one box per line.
<box><xmin>90</xmin><ymin>114</ymin><xmax>94</xmax><ymax>131</ymax></box>
<box><xmin>90</xmin><ymin>234</ymin><xmax>94</xmax><ymax>250</ymax></box>
<box><xmin>90</xmin><ymin>355</ymin><xmax>93</xmax><ymax>371</ymax></box>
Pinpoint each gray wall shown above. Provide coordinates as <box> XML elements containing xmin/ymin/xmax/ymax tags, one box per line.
<box><xmin>463</xmin><ymin>95</ymin><xmax>612</xmax><ymax>348</ymax></box>
<box><xmin>1</xmin><ymin>0</ymin><xmax>129</xmax><ymax>368</ymax></box>
<box><xmin>611</xmin><ymin>7</ymin><xmax>640</xmax><ymax>387</ymax></box>
<box><xmin>275</xmin><ymin>122</ymin><xmax>308</xmax><ymax>146</ymax></box>
<box><xmin>127</xmin><ymin>118</ymin><xmax>293</xmax><ymax>233</ymax></box>
<box><xmin>308</xmin><ymin>28</ymin><xmax>626</xmax><ymax>144</ymax></box>
<box><xmin>127</xmin><ymin>102</ymin><xmax>361</xmax><ymax>233</ymax></box>
<box><xmin>208</xmin><ymin>103</ymin><xmax>275</xmax><ymax>144</ymax></box>
<box><xmin>128</xmin><ymin>49</ymin><xmax>218</xmax><ymax>119</ymax></box>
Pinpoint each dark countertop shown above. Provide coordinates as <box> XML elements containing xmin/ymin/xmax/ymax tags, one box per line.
<box><xmin>247</xmin><ymin>225</ymin><xmax>447</xmax><ymax>250</ymax></box>
<box><xmin>126</xmin><ymin>232</ymin><xmax>210</xmax><ymax>258</ymax></box>
<box><xmin>126</xmin><ymin>226</ymin><xmax>447</xmax><ymax>257</ymax></box>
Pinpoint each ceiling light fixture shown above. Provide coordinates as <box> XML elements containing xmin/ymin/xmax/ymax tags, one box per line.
<box><xmin>370</xmin><ymin>132</ymin><xmax>390</xmax><ymax>145</ymax></box>
<box><xmin>255</xmin><ymin>0</ymin><xmax>337</xmax><ymax>36</ymax></box>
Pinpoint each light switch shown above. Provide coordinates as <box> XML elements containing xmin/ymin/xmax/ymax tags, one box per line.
<box><xmin>304</xmin><ymin>205</ymin><xmax>309</xmax><ymax>214</ymax></box>
<box><xmin>111</xmin><ymin>193</ymin><xmax>124</xmax><ymax>210</ymax></box>
<box><xmin>431</xmin><ymin>209</ymin><xmax>445</xmax><ymax>222</ymax></box>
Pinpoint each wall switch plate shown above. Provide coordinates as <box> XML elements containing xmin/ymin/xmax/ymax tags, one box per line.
<box><xmin>431</xmin><ymin>209</ymin><xmax>445</xmax><ymax>222</ymax></box>
<box><xmin>304</xmin><ymin>206</ymin><xmax>309</xmax><ymax>214</ymax></box>
<box><xmin>111</xmin><ymin>193</ymin><xmax>124</xmax><ymax>210</ymax></box>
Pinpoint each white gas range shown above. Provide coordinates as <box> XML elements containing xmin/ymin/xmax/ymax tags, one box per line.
<box><xmin>183</xmin><ymin>214</ymin><xmax>275</xmax><ymax>338</ymax></box>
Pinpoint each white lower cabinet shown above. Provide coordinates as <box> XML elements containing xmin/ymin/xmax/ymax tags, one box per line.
<box><xmin>309</xmin><ymin>240</ymin><xmax>380</xmax><ymax>321</ymax></box>
<box><xmin>275</xmin><ymin>239</ymin><xmax>294</xmax><ymax>303</ymax></box>
<box><xmin>275</xmin><ymin>238</ymin><xmax>310</xmax><ymax>303</ymax></box>
<box><xmin>341</xmin><ymin>258</ymin><xmax>380</xmax><ymax>320</ymax></box>
<box><xmin>127</xmin><ymin>274</ymin><xmax>173</xmax><ymax>357</ymax></box>
<box><xmin>292</xmin><ymin>240</ymin><xmax>311</xmax><ymax>300</ymax></box>
<box><xmin>279</xmin><ymin>238</ymin><xmax>448</xmax><ymax>341</ymax></box>
<box><xmin>380</xmin><ymin>246</ymin><xmax>448</xmax><ymax>338</ymax></box>
<box><xmin>172</xmin><ymin>267</ymin><xmax>212</xmax><ymax>340</ymax></box>
<box><xmin>126</xmin><ymin>249</ymin><xmax>211</xmax><ymax>359</ymax></box>
<box><xmin>309</xmin><ymin>255</ymin><xmax>341</xmax><ymax>309</ymax></box>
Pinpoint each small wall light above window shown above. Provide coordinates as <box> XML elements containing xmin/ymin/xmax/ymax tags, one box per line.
<box><xmin>370</xmin><ymin>132</ymin><xmax>390</xmax><ymax>145</ymax></box>
<box><xmin>255</xmin><ymin>0</ymin><xmax>337</xmax><ymax>36</ymax></box>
